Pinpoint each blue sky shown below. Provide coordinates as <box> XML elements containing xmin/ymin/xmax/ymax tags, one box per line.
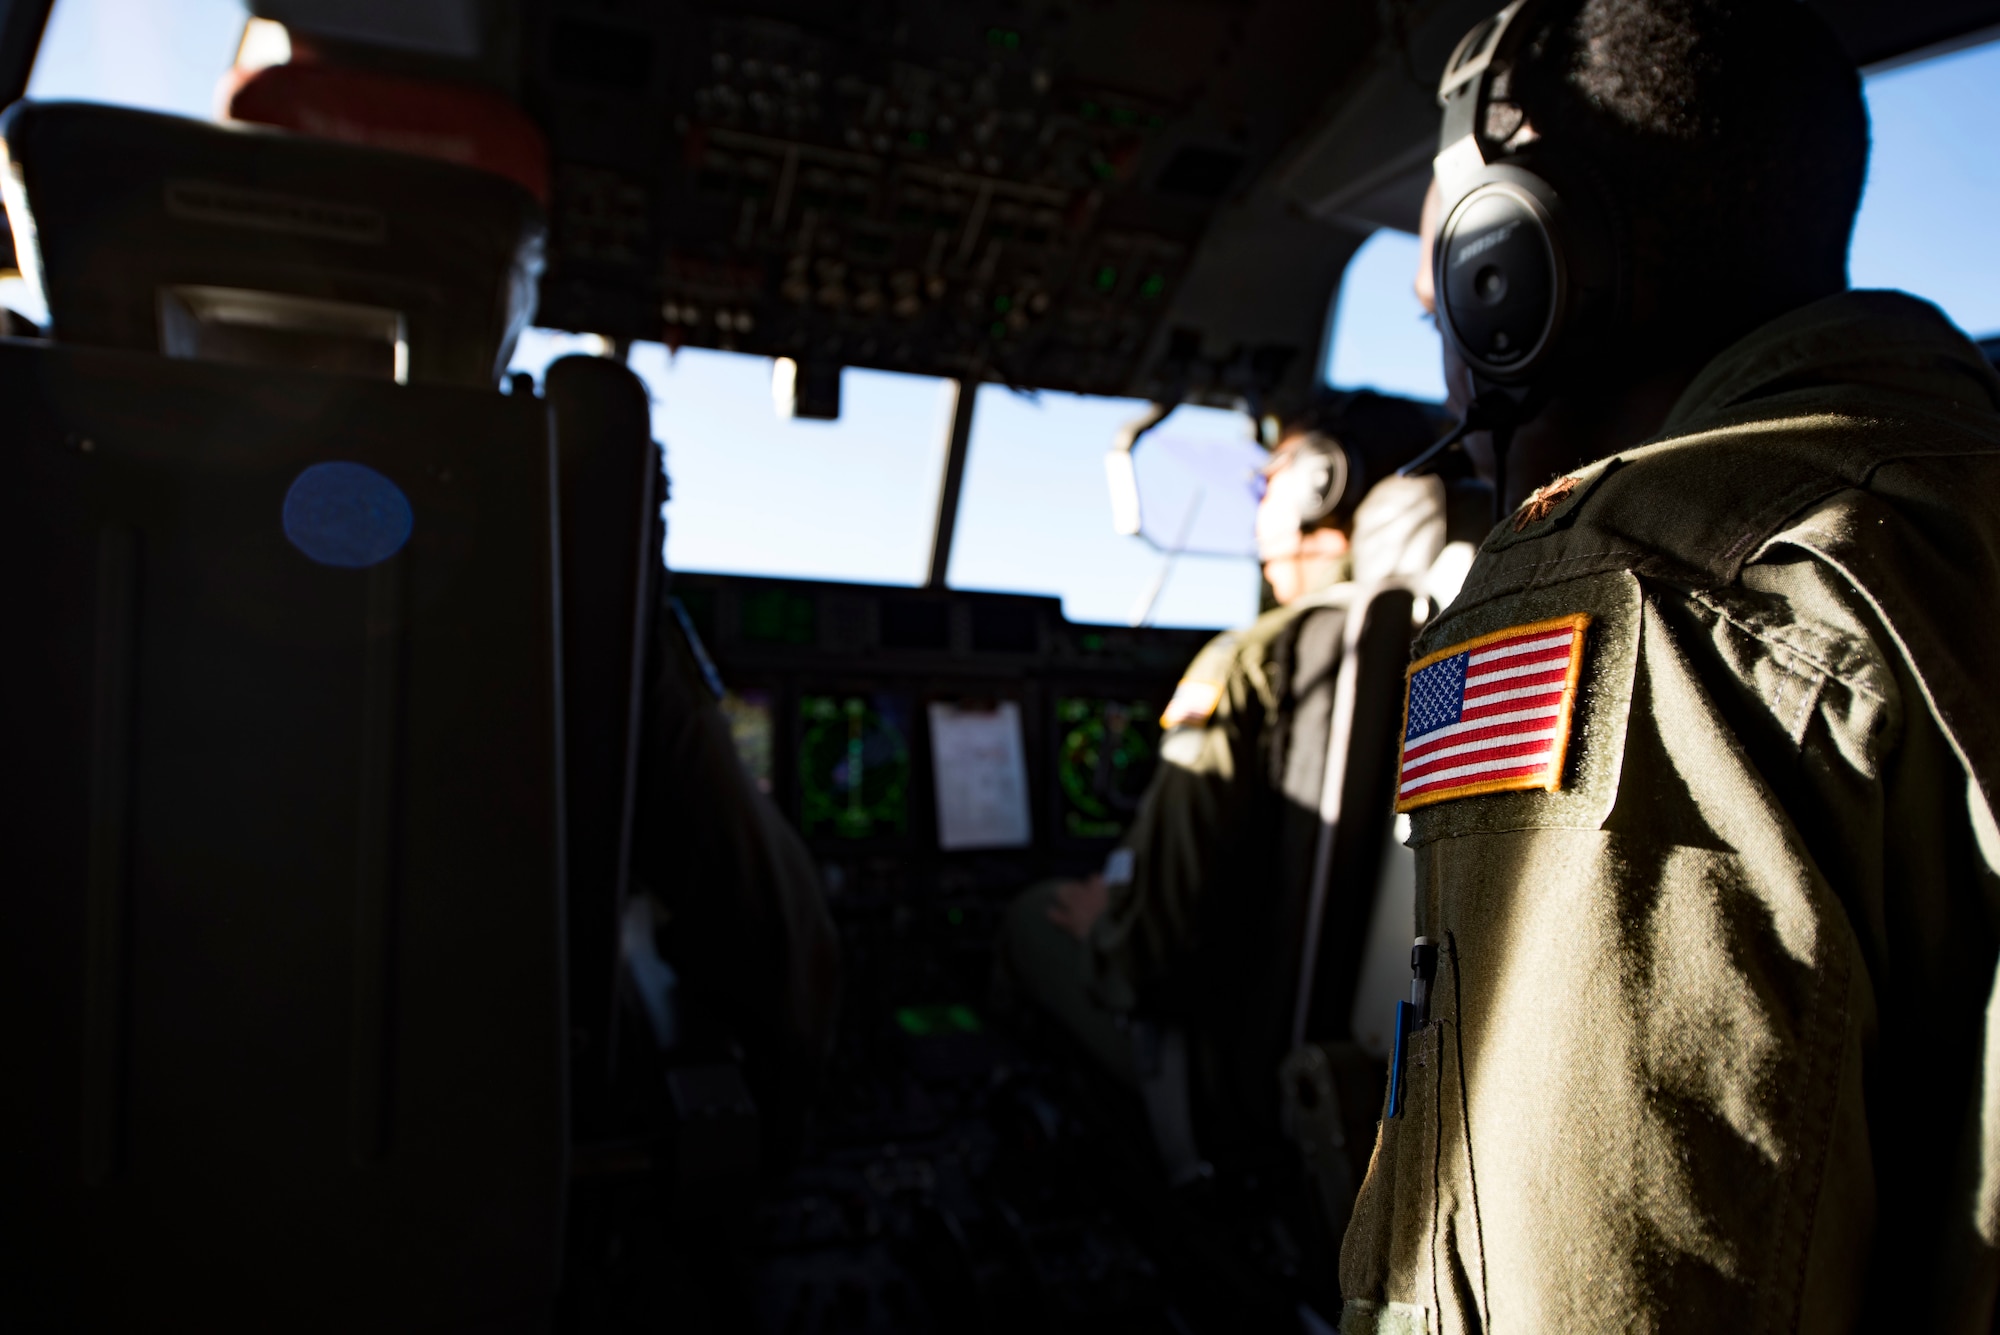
<box><xmin>20</xmin><ymin>0</ymin><xmax>2000</xmax><ymax>627</ymax></box>
<box><xmin>511</xmin><ymin>335</ymin><xmax>1270</xmax><ymax>627</ymax></box>
<box><xmin>1848</xmin><ymin>42</ymin><xmax>2000</xmax><ymax>336</ymax></box>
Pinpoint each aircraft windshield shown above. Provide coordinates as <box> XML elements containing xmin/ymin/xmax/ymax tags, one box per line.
<box><xmin>1325</xmin><ymin>229</ymin><xmax>1447</xmax><ymax>402</ymax></box>
<box><xmin>20</xmin><ymin>1</ymin><xmax>2000</xmax><ymax>631</ymax></box>
<box><xmin>510</xmin><ymin>331</ymin><xmax>1262</xmax><ymax>628</ymax></box>
<box><xmin>947</xmin><ymin>390</ymin><xmax>1261</xmax><ymax>627</ymax></box>
<box><xmin>631</xmin><ymin>343</ymin><xmax>954</xmax><ymax>590</ymax></box>
<box><xmin>1851</xmin><ymin>36</ymin><xmax>2000</xmax><ymax>339</ymax></box>
<box><xmin>28</xmin><ymin>0</ymin><xmax>246</xmax><ymax>120</ymax></box>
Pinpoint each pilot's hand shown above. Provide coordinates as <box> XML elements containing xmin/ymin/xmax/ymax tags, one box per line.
<box><xmin>1047</xmin><ymin>874</ymin><xmax>1109</xmax><ymax>941</ymax></box>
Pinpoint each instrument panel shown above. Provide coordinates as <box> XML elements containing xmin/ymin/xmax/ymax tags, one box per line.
<box><xmin>524</xmin><ymin>0</ymin><xmax>1376</xmax><ymax>413</ymax></box>
<box><xmin>672</xmin><ymin>571</ymin><xmax>1206</xmax><ymax>889</ymax></box>
<box><xmin>239</xmin><ymin>0</ymin><xmax>2000</xmax><ymax>414</ymax></box>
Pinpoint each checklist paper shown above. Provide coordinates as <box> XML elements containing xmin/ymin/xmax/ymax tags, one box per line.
<box><xmin>927</xmin><ymin>701</ymin><xmax>1033</xmax><ymax>850</ymax></box>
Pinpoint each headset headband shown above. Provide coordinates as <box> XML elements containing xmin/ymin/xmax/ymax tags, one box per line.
<box><xmin>1434</xmin><ymin>0</ymin><xmax>1539</xmax><ymax>207</ymax></box>
<box><xmin>1415</xmin><ymin>0</ymin><xmax>1618</xmax><ymax>520</ymax></box>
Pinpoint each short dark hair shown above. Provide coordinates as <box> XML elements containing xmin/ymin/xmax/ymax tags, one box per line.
<box><xmin>1272</xmin><ymin>385</ymin><xmax>1448</xmax><ymax>527</ymax></box>
<box><xmin>1510</xmin><ymin>0</ymin><xmax>1868</xmax><ymax>350</ymax></box>
<box><xmin>1291</xmin><ymin>389</ymin><xmax>1440</xmax><ymax>467</ymax></box>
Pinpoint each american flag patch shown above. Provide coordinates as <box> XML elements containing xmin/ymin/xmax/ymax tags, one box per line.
<box><xmin>1396</xmin><ymin>614</ymin><xmax>1591</xmax><ymax>811</ymax></box>
<box><xmin>1160</xmin><ymin>679</ymin><xmax>1223</xmax><ymax>729</ymax></box>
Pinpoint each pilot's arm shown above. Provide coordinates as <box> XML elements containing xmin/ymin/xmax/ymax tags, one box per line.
<box><xmin>1083</xmin><ymin>630</ymin><xmax>1272</xmax><ymax>1014</ymax></box>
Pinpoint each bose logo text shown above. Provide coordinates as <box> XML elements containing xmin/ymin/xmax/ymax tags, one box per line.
<box><xmin>1451</xmin><ymin>220</ymin><xmax>1519</xmax><ymax>268</ymax></box>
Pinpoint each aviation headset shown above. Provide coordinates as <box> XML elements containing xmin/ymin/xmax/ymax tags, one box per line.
<box><xmin>1256</xmin><ymin>431</ymin><xmax>1364</xmax><ymax>562</ymax></box>
<box><xmin>1404</xmin><ymin>0</ymin><xmax>1626</xmax><ymax>515</ymax></box>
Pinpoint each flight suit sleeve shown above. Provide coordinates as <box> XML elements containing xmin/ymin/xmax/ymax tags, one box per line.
<box><xmin>1340</xmin><ymin>550</ymin><xmax>1993</xmax><ymax>1333</ymax></box>
<box><xmin>1086</xmin><ymin>632</ymin><xmax>1270</xmax><ymax>1013</ymax></box>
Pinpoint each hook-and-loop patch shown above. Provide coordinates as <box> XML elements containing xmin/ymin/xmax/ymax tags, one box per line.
<box><xmin>1396</xmin><ymin>613</ymin><xmax>1591</xmax><ymax>811</ymax></box>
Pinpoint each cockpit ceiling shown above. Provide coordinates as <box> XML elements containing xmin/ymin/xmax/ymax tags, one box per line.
<box><xmin>501</xmin><ymin>0</ymin><xmax>1381</xmax><ymax>415</ymax></box>
<box><xmin>242</xmin><ymin>0</ymin><xmax>2000</xmax><ymax>410</ymax></box>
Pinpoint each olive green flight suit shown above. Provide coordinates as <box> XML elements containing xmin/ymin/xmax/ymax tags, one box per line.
<box><xmin>1340</xmin><ymin>292</ymin><xmax>2000</xmax><ymax>1333</ymax></box>
<box><xmin>1003</xmin><ymin>567</ymin><xmax>1358</xmax><ymax>1128</ymax></box>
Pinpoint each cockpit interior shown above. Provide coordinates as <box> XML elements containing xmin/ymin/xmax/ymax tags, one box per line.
<box><xmin>7</xmin><ymin>1</ymin><xmax>2000</xmax><ymax>1331</ymax></box>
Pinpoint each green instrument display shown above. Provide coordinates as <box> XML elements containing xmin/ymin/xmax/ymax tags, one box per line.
<box><xmin>1054</xmin><ymin>697</ymin><xmax>1158</xmax><ymax>839</ymax></box>
<box><xmin>798</xmin><ymin>693</ymin><xmax>912</xmax><ymax>840</ymax></box>
<box><xmin>720</xmin><ymin>688</ymin><xmax>775</xmax><ymax>794</ymax></box>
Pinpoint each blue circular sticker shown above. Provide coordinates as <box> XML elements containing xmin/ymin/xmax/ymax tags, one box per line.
<box><xmin>282</xmin><ymin>462</ymin><xmax>413</xmax><ymax>569</ymax></box>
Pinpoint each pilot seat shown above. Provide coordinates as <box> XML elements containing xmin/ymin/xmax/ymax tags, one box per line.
<box><xmin>0</xmin><ymin>95</ymin><xmax>660</xmax><ymax>1331</ymax></box>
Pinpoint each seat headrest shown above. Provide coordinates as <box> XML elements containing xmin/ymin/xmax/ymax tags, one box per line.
<box><xmin>0</xmin><ymin>100</ymin><xmax>545</xmax><ymax>388</ymax></box>
<box><xmin>1350</xmin><ymin>474</ymin><xmax>1448</xmax><ymax>584</ymax></box>
<box><xmin>219</xmin><ymin>63</ymin><xmax>549</xmax><ymax>204</ymax></box>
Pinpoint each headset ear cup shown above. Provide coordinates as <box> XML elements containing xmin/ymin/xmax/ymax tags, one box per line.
<box><xmin>1293</xmin><ymin>436</ymin><xmax>1349</xmax><ymax>528</ymax></box>
<box><xmin>1434</xmin><ymin>161</ymin><xmax>1621</xmax><ymax>388</ymax></box>
<box><xmin>1435</xmin><ymin>171</ymin><xmax>1562</xmax><ymax>381</ymax></box>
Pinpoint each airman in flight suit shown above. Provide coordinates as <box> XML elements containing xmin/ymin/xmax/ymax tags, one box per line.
<box><xmin>1004</xmin><ymin>415</ymin><xmax>1448</xmax><ymax>1134</ymax></box>
<box><xmin>1342</xmin><ymin>289</ymin><xmax>2000</xmax><ymax>1334</ymax></box>
<box><xmin>1338</xmin><ymin>1</ymin><xmax>2000</xmax><ymax>1330</ymax></box>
